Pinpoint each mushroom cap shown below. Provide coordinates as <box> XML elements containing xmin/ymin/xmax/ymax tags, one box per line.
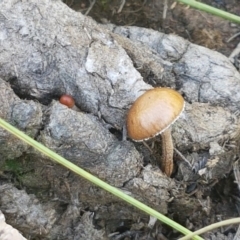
<box><xmin>126</xmin><ymin>88</ymin><xmax>185</xmax><ymax>141</ymax></box>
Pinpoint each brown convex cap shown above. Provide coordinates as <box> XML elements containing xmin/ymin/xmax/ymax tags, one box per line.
<box><xmin>127</xmin><ymin>88</ymin><xmax>185</xmax><ymax>141</ymax></box>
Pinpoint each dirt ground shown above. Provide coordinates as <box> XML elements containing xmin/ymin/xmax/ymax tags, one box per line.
<box><xmin>61</xmin><ymin>1</ymin><xmax>240</xmax><ymax>239</ymax></box>
<box><xmin>64</xmin><ymin>0</ymin><xmax>240</xmax><ymax>57</ymax></box>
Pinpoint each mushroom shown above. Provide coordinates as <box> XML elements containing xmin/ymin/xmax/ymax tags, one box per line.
<box><xmin>59</xmin><ymin>94</ymin><xmax>75</xmax><ymax>108</ymax></box>
<box><xmin>126</xmin><ymin>88</ymin><xmax>185</xmax><ymax>176</ymax></box>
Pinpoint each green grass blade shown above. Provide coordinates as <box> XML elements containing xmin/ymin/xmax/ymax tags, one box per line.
<box><xmin>0</xmin><ymin>117</ymin><xmax>203</xmax><ymax>240</ymax></box>
<box><xmin>177</xmin><ymin>0</ymin><xmax>240</xmax><ymax>24</ymax></box>
<box><xmin>179</xmin><ymin>217</ymin><xmax>240</xmax><ymax>240</ymax></box>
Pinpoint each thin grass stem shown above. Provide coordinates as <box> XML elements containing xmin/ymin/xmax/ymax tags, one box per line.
<box><xmin>0</xmin><ymin>117</ymin><xmax>203</xmax><ymax>240</ymax></box>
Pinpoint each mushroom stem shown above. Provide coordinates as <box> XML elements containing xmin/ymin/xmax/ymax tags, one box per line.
<box><xmin>161</xmin><ymin>127</ymin><xmax>174</xmax><ymax>176</ymax></box>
